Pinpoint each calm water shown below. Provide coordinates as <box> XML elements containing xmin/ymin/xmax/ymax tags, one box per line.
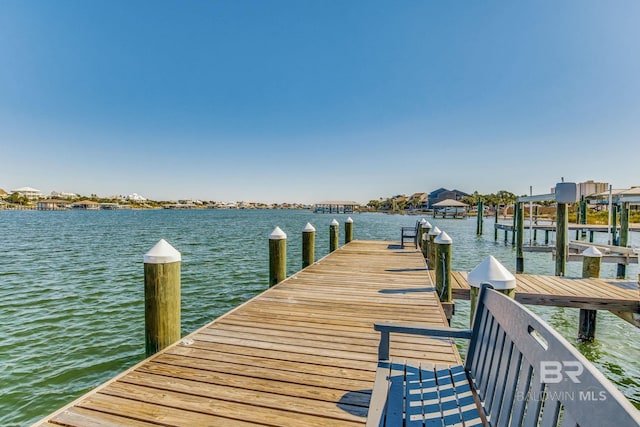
<box><xmin>1</xmin><ymin>209</ymin><xmax>638</xmax><ymax>426</ymax></box>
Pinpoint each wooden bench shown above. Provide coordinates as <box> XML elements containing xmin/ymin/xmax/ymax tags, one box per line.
<box><xmin>367</xmin><ymin>284</ymin><xmax>640</xmax><ymax>427</ymax></box>
<box><xmin>401</xmin><ymin>221</ymin><xmax>419</xmax><ymax>249</ymax></box>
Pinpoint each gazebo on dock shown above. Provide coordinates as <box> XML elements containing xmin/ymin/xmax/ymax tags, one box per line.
<box><xmin>432</xmin><ymin>199</ymin><xmax>468</xmax><ymax>219</ymax></box>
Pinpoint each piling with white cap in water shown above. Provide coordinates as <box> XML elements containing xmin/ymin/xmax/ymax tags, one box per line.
<box><xmin>302</xmin><ymin>223</ymin><xmax>315</xmax><ymax>268</ymax></box>
<box><xmin>269</xmin><ymin>227</ymin><xmax>287</xmax><ymax>286</ymax></box>
<box><xmin>329</xmin><ymin>219</ymin><xmax>339</xmax><ymax>252</ymax></box>
<box><xmin>467</xmin><ymin>255</ymin><xmax>516</xmax><ymax>327</ymax></box>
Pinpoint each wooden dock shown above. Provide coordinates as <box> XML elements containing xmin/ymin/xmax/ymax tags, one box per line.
<box><xmin>35</xmin><ymin>241</ymin><xmax>457</xmax><ymax>427</ymax></box>
<box><xmin>432</xmin><ymin>270</ymin><xmax>640</xmax><ymax>327</ymax></box>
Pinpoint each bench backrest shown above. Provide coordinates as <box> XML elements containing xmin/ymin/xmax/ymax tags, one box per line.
<box><xmin>466</xmin><ymin>285</ymin><xmax>640</xmax><ymax>427</ymax></box>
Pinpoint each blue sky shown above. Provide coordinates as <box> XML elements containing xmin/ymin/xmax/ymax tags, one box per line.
<box><xmin>1</xmin><ymin>1</ymin><xmax>639</xmax><ymax>203</ymax></box>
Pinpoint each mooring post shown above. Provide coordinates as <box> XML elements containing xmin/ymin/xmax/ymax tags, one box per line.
<box><xmin>511</xmin><ymin>204</ymin><xmax>517</xmax><ymax>246</ymax></box>
<box><xmin>580</xmin><ymin>196</ymin><xmax>587</xmax><ymax>238</ymax></box>
<box><xmin>434</xmin><ymin>231</ymin><xmax>452</xmax><ymax>303</ymax></box>
<box><xmin>428</xmin><ymin>226</ymin><xmax>441</xmax><ymax>269</ymax></box>
<box><xmin>533</xmin><ymin>205</ymin><xmax>539</xmax><ymax>242</ymax></box>
<box><xmin>421</xmin><ymin>220</ymin><xmax>432</xmax><ymax>259</ymax></box>
<box><xmin>344</xmin><ymin>217</ymin><xmax>354</xmax><ymax>244</ymax></box>
<box><xmin>616</xmin><ymin>202</ymin><xmax>630</xmax><ymax>278</ymax></box>
<box><xmin>269</xmin><ymin>226</ymin><xmax>287</xmax><ymax>286</ymax></box>
<box><xmin>329</xmin><ymin>219</ymin><xmax>339</xmax><ymax>252</ymax></box>
<box><xmin>468</xmin><ymin>256</ymin><xmax>516</xmax><ymax>327</ymax></box>
<box><xmin>516</xmin><ymin>202</ymin><xmax>524</xmax><ymax>273</ymax></box>
<box><xmin>555</xmin><ymin>202</ymin><xmax>568</xmax><ymax>276</ymax></box>
<box><xmin>579</xmin><ymin>247</ymin><xmax>602</xmax><ymax>342</ymax></box>
<box><xmin>302</xmin><ymin>223</ymin><xmax>315</xmax><ymax>269</ymax></box>
<box><xmin>476</xmin><ymin>200</ymin><xmax>483</xmax><ymax>236</ymax></box>
<box><xmin>144</xmin><ymin>239</ymin><xmax>181</xmax><ymax>357</ymax></box>
<box><xmin>589</xmin><ymin>230</ymin><xmax>594</xmax><ymax>243</ymax></box>
<box><xmin>434</xmin><ymin>231</ymin><xmax>453</xmax><ymax>322</ymax></box>
<box><xmin>611</xmin><ymin>204</ymin><xmax>618</xmax><ymax>245</ymax></box>
<box><xmin>494</xmin><ymin>206</ymin><xmax>499</xmax><ymax>241</ymax></box>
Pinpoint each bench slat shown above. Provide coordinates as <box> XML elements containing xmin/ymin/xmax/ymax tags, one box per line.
<box><xmin>492</xmin><ymin>342</ymin><xmax>521</xmax><ymax>427</ymax></box>
<box><xmin>483</xmin><ymin>328</ymin><xmax>507</xmax><ymax>411</ymax></box>
<box><xmin>366</xmin><ymin>361</ymin><xmax>392</xmax><ymax>427</ymax></box>
<box><xmin>510</xmin><ymin>360</ymin><xmax>533</xmax><ymax>426</ymax></box>
<box><xmin>522</xmin><ymin>373</ymin><xmax>545</xmax><ymax>427</ymax></box>
<box><xmin>540</xmin><ymin>399</ymin><xmax>561</xmax><ymax>427</ymax></box>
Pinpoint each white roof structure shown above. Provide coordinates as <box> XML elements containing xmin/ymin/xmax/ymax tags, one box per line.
<box><xmin>12</xmin><ymin>186</ymin><xmax>42</xmax><ymax>193</ymax></box>
<box><xmin>432</xmin><ymin>199</ymin><xmax>467</xmax><ymax>207</ymax></box>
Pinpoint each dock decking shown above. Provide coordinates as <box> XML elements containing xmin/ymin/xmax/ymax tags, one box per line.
<box><xmin>433</xmin><ymin>270</ymin><xmax>640</xmax><ymax>327</ymax></box>
<box><xmin>35</xmin><ymin>241</ymin><xmax>457</xmax><ymax>427</ymax></box>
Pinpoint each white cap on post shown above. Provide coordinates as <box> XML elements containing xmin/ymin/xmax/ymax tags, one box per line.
<box><xmin>331</xmin><ymin>219</ymin><xmax>339</xmax><ymax>226</ymax></box>
<box><xmin>420</xmin><ymin>218</ymin><xmax>427</xmax><ymax>225</ymax></box>
<box><xmin>429</xmin><ymin>226</ymin><xmax>441</xmax><ymax>236</ymax></box>
<box><xmin>468</xmin><ymin>255</ymin><xmax>516</xmax><ymax>290</ymax></box>
<box><xmin>269</xmin><ymin>226</ymin><xmax>287</xmax><ymax>240</ymax></box>
<box><xmin>144</xmin><ymin>239</ymin><xmax>181</xmax><ymax>264</ymax></box>
<box><xmin>302</xmin><ymin>223</ymin><xmax>316</xmax><ymax>232</ymax></box>
<box><xmin>434</xmin><ymin>231</ymin><xmax>452</xmax><ymax>245</ymax></box>
<box><xmin>346</xmin><ymin>217</ymin><xmax>353</xmax><ymax>223</ymax></box>
<box><xmin>582</xmin><ymin>246</ymin><xmax>602</xmax><ymax>258</ymax></box>
<box><xmin>424</xmin><ymin>221</ymin><xmax>432</xmax><ymax>229</ymax></box>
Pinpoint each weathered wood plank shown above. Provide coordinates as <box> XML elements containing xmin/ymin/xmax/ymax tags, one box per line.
<box><xmin>36</xmin><ymin>240</ymin><xmax>458</xmax><ymax>427</ymax></box>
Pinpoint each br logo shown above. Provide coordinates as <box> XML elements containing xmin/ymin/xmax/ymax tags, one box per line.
<box><xmin>540</xmin><ymin>361</ymin><xmax>584</xmax><ymax>383</ymax></box>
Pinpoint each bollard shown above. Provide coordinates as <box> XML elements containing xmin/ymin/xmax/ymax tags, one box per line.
<box><xmin>144</xmin><ymin>239</ymin><xmax>181</xmax><ymax>357</ymax></box>
<box><xmin>345</xmin><ymin>217</ymin><xmax>354</xmax><ymax>244</ymax></box>
<box><xmin>617</xmin><ymin>202</ymin><xmax>630</xmax><ymax>279</ymax></box>
<box><xmin>428</xmin><ymin>226</ymin><xmax>441</xmax><ymax>269</ymax></box>
<box><xmin>494</xmin><ymin>206</ymin><xmax>498</xmax><ymax>241</ymax></box>
<box><xmin>468</xmin><ymin>255</ymin><xmax>516</xmax><ymax>327</ymax></box>
<box><xmin>555</xmin><ymin>202</ymin><xmax>568</xmax><ymax>276</ymax></box>
<box><xmin>511</xmin><ymin>204</ymin><xmax>517</xmax><ymax>246</ymax></box>
<box><xmin>434</xmin><ymin>231</ymin><xmax>452</xmax><ymax>304</ymax></box>
<box><xmin>269</xmin><ymin>226</ymin><xmax>287</xmax><ymax>286</ymax></box>
<box><xmin>329</xmin><ymin>219</ymin><xmax>339</xmax><ymax>252</ymax></box>
<box><xmin>579</xmin><ymin>247</ymin><xmax>602</xmax><ymax>342</ymax></box>
<box><xmin>421</xmin><ymin>220</ymin><xmax>432</xmax><ymax>259</ymax></box>
<box><xmin>516</xmin><ymin>202</ymin><xmax>524</xmax><ymax>273</ymax></box>
<box><xmin>476</xmin><ymin>200</ymin><xmax>483</xmax><ymax>236</ymax></box>
<box><xmin>302</xmin><ymin>223</ymin><xmax>315</xmax><ymax>268</ymax></box>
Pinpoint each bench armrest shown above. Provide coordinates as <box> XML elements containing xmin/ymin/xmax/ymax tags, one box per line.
<box><xmin>374</xmin><ymin>322</ymin><xmax>472</xmax><ymax>360</ymax></box>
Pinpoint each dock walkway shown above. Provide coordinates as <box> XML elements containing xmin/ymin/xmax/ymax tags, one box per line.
<box><xmin>36</xmin><ymin>241</ymin><xmax>456</xmax><ymax>427</ymax></box>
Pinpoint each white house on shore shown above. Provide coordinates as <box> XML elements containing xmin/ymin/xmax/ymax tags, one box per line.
<box><xmin>127</xmin><ymin>193</ymin><xmax>147</xmax><ymax>202</ymax></box>
<box><xmin>11</xmin><ymin>186</ymin><xmax>43</xmax><ymax>200</ymax></box>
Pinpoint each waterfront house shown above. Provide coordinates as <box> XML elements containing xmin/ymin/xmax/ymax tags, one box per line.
<box><xmin>71</xmin><ymin>200</ymin><xmax>100</xmax><ymax>210</ymax></box>
<box><xmin>11</xmin><ymin>186</ymin><xmax>43</xmax><ymax>200</ymax></box>
<box><xmin>37</xmin><ymin>199</ymin><xmax>70</xmax><ymax>210</ymax></box>
<box><xmin>0</xmin><ymin>188</ymin><xmax>8</xmax><ymax>199</ymax></box>
<box><xmin>427</xmin><ymin>188</ymin><xmax>469</xmax><ymax>209</ymax></box>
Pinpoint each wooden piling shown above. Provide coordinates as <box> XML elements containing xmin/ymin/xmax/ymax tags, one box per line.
<box><xmin>421</xmin><ymin>221</ymin><xmax>431</xmax><ymax>259</ymax></box>
<box><xmin>302</xmin><ymin>223</ymin><xmax>315</xmax><ymax>269</ymax></box>
<box><xmin>329</xmin><ymin>219</ymin><xmax>339</xmax><ymax>252</ymax></box>
<box><xmin>428</xmin><ymin>226</ymin><xmax>441</xmax><ymax>269</ymax></box>
<box><xmin>434</xmin><ymin>231</ymin><xmax>452</xmax><ymax>304</ymax></box>
<box><xmin>494</xmin><ymin>206</ymin><xmax>498</xmax><ymax>241</ymax></box>
<box><xmin>144</xmin><ymin>239</ymin><xmax>181</xmax><ymax>357</ymax></box>
<box><xmin>511</xmin><ymin>204</ymin><xmax>516</xmax><ymax>246</ymax></box>
<box><xmin>516</xmin><ymin>202</ymin><xmax>524</xmax><ymax>273</ymax></box>
<box><xmin>344</xmin><ymin>217</ymin><xmax>353</xmax><ymax>244</ymax></box>
<box><xmin>580</xmin><ymin>197</ymin><xmax>587</xmax><ymax>238</ymax></box>
<box><xmin>545</xmin><ymin>230</ymin><xmax>549</xmax><ymax>245</ymax></box>
<box><xmin>555</xmin><ymin>202</ymin><xmax>568</xmax><ymax>276</ymax></box>
<box><xmin>611</xmin><ymin>204</ymin><xmax>618</xmax><ymax>245</ymax></box>
<box><xmin>533</xmin><ymin>205</ymin><xmax>539</xmax><ymax>241</ymax></box>
<box><xmin>476</xmin><ymin>200</ymin><xmax>483</xmax><ymax>236</ymax></box>
<box><xmin>617</xmin><ymin>202</ymin><xmax>630</xmax><ymax>279</ymax></box>
<box><xmin>269</xmin><ymin>226</ymin><xmax>287</xmax><ymax>286</ymax></box>
<box><xmin>579</xmin><ymin>247</ymin><xmax>602</xmax><ymax>342</ymax></box>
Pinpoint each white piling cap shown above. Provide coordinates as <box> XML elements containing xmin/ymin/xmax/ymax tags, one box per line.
<box><xmin>330</xmin><ymin>219</ymin><xmax>339</xmax><ymax>226</ymax></box>
<box><xmin>144</xmin><ymin>239</ymin><xmax>181</xmax><ymax>264</ymax></box>
<box><xmin>424</xmin><ymin>221</ymin><xmax>432</xmax><ymax>229</ymax></box>
<box><xmin>582</xmin><ymin>246</ymin><xmax>602</xmax><ymax>258</ymax></box>
<box><xmin>468</xmin><ymin>255</ymin><xmax>516</xmax><ymax>290</ymax></box>
<box><xmin>302</xmin><ymin>222</ymin><xmax>316</xmax><ymax>232</ymax></box>
<box><xmin>420</xmin><ymin>218</ymin><xmax>427</xmax><ymax>225</ymax></box>
<box><xmin>346</xmin><ymin>217</ymin><xmax>353</xmax><ymax>223</ymax></box>
<box><xmin>429</xmin><ymin>226</ymin><xmax>441</xmax><ymax>236</ymax></box>
<box><xmin>434</xmin><ymin>231</ymin><xmax>452</xmax><ymax>244</ymax></box>
<box><xmin>269</xmin><ymin>226</ymin><xmax>287</xmax><ymax>240</ymax></box>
